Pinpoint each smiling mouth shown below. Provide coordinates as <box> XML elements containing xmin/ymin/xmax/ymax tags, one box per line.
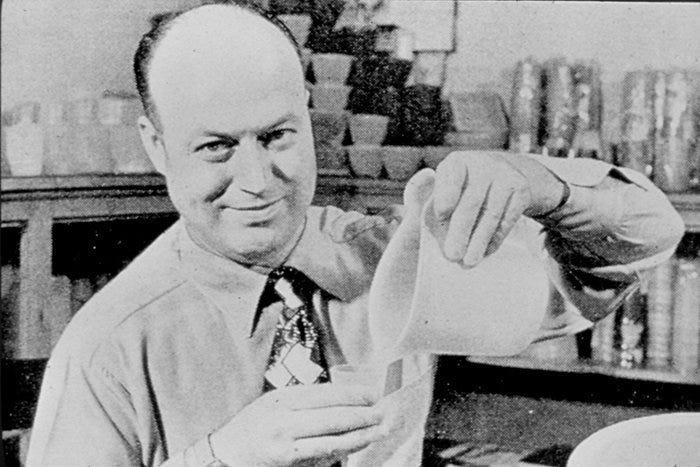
<box><xmin>236</xmin><ymin>200</ymin><xmax>280</xmax><ymax>211</ymax></box>
<box><xmin>226</xmin><ymin>198</ymin><xmax>282</xmax><ymax>211</ymax></box>
<box><xmin>221</xmin><ymin>199</ymin><xmax>284</xmax><ymax>225</ymax></box>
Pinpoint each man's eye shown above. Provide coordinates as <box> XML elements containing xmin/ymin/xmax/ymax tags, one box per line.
<box><xmin>195</xmin><ymin>141</ymin><xmax>236</xmax><ymax>160</ymax></box>
<box><xmin>198</xmin><ymin>141</ymin><xmax>233</xmax><ymax>152</ymax></box>
<box><xmin>260</xmin><ymin>129</ymin><xmax>295</xmax><ymax>148</ymax></box>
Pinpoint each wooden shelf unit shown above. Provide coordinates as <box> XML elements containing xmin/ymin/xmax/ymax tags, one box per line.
<box><xmin>1</xmin><ymin>173</ymin><xmax>699</xmax><ymax>365</ymax></box>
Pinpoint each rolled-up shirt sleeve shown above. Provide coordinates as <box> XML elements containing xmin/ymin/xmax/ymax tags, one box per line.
<box><xmin>524</xmin><ymin>154</ymin><xmax>685</xmax><ymax>332</ymax></box>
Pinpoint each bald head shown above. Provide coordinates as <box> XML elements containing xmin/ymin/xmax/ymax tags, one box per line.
<box><xmin>134</xmin><ymin>2</ymin><xmax>303</xmax><ymax>131</ymax></box>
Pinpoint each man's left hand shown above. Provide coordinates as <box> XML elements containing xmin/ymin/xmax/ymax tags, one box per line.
<box><xmin>406</xmin><ymin>151</ymin><xmax>566</xmax><ymax>268</ymax></box>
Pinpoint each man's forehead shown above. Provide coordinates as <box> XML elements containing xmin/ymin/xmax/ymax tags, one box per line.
<box><xmin>149</xmin><ymin>5</ymin><xmax>299</xmax><ymax>97</ymax></box>
<box><xmin>155</xmin><ymin>5</ymin><xmax>294</xmax><ymax>65</ymax></box>
<box><xmin>148</xmin><ymin>4</ymin><xmax>304</xmax><ymax>127</ymax></box>
<box><xmin>160</xmin><ymin>85</ymin><xmax>305</xmax><ymax>137</ymax></box>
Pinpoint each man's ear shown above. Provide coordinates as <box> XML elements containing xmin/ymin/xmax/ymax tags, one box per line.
<box><xmin>138</xmin><ymin>116</ymin><xmax>167</xmax><ymax>175</ymax></box>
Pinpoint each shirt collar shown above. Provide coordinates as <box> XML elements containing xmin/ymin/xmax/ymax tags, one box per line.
<box><xmin>176</xmin><ymin>222</ymin><xmax>269</xmax><ymax>339</ymax></box>
<box><xmin>284</xmin><ymin>206</ymin><xmax>368</xmax><ymax>303</ymax></box>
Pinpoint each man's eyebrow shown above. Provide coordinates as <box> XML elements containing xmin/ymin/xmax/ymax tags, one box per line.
<box><xmin>258</xmin><ymin>113</ymin><xmax>300</xmax><ymax>133</ymax></box>
<box><xmin>199</xmin><ymin>113</ymin><xmax>300</xmax><ymax>139</ymax></box>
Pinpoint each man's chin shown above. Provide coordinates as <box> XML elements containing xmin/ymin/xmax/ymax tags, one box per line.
<box><xmin>218</xmin><ymin>227</ymin><xmax>291</xmax><ymax>265</ymax></box>
<box><xmin>192</xmin><ymin>209</ymin><xmax>306</xmax><ymax>265</ymax></box>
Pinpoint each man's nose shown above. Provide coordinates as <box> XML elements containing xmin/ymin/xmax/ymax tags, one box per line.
<box><xmin>232</xmin><ymin>139</ymin><xmax>272</xmax><ymax>195</ymax></box>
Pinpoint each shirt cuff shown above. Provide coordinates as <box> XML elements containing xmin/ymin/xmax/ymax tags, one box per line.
<box><xmin>573</xmin><ymin>244</ymin><xmax>678</xmax><ymax>283</ymax></box>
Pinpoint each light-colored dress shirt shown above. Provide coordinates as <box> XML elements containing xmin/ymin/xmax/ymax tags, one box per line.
<box><xmin>27</xmin><ymin>155</ymin><xmax>684</xmax><ymax>466</ymax></box>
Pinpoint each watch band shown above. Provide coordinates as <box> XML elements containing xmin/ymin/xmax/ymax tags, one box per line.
<box><xmin>205</xmin><ymin>432</ymin><xmax>228</xmax><ymax>467</ymax></box>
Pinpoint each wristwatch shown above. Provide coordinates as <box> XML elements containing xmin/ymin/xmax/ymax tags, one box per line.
<box><xmin>183</xmin><ymin>433</ymin><xmax>228</xmax><ymax>466</ymax></box>
<box><xmin>204</xmin><ymin>433</ymin><xmax>228</xmax><ymax>467</ymax></box>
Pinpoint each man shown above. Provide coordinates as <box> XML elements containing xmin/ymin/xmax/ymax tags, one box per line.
<box><xmin>27</xmin><ymin>2</ymin><xmax>684</xmax><ymax>466</ymax></box>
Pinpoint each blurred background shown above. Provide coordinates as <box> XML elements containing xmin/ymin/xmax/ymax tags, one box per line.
<box><xmin>2</xmin><ymin>2</ymin><xmax>699</xmax><ymax>466</ymax></box>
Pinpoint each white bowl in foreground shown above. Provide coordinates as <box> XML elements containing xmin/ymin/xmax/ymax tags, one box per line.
<box><xmin>567</xmin><ymin>412</ymin><xmax>700</xmax><ymax>467</ymax></box>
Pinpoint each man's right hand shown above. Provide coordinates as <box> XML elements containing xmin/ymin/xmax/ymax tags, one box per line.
<box><xmin>209</xmin><ymin>383</ymin><xmax>389</xmax><ymax>466</ymax></box>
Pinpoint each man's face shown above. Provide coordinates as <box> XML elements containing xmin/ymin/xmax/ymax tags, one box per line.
<box><xmin>144</xmin><ymin>22</ymin><xmax>316</xmax><ymax>266</ymax></box>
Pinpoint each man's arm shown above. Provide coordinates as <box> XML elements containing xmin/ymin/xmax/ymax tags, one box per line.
<box><xmin>29</xmin><ymin>351</ymin><xmax>388</xmax><ymax>467</ymax></box>
<box><xmin>28</xmin><ymin>337</ymin><xmax>216</xmax><ymax>466</ymax></box>
<box><xmin>521</xmin><ymin>154</ymin><xmax>685</xmax><ymax>323</ymax></box>
<box><xmin>26</xmin><ymin>352</ymin><xmax>143</xmax><ymax>466</ymax></box>
<box><xmin>526</xmin><ymin>153</ymin><xmax>684</xmax><ymax>268</ymax></box>
<box><xmin>422</xmin><ymin>150</ymin><xmax>684</xmax><ymax>325</ymax></box>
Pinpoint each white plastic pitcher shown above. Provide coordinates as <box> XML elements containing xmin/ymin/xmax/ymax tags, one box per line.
<box><xmin>368</xmin><ymin>175</ymin><xmax>550</xmax><ymax>362</ymax></box>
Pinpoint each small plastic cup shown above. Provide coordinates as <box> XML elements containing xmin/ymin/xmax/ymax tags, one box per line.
<box><xmin>329</xmin><ymin>363</ymin><xmax>388</xmax><ymax>466</ymax></box>
<box><xmin>329</xmin><ymin>363</ymin><xmax>386</xmax><ymax>399</ymax></box>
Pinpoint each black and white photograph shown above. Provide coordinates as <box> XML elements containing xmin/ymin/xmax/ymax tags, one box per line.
<box><xmin>1</xmin><ymin>1</ymin><xmax>699</xmax><ymax>465</ymax></box>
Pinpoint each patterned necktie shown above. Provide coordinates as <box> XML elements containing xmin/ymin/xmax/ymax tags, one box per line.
<box><xmin>263</xmin><ymin>266</ymin><xmax>330</xmax><ymax>391</ymax></box>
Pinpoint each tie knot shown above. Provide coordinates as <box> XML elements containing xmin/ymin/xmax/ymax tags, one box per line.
<box><xmin>274</xmin><ymin>277</ymin><xmax>303</xmax><ymax>309</ymax></box>
<box><xmin>269</xmin><ymin>265</ymin><xmax>303</xmax><ymax>282</ymax></box>
<box><xmin>268</xmin><ymin>266</ymin><xmax>315</xmax><ymax>309</ymax></box>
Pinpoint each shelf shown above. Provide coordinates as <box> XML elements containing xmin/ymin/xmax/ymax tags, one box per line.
<box><xmin>3</xmin><ymin>175</ymin><xmax>699</xmax><ymax>232</ymax></box>
<box><xmin>0</xmin><ymin>173</ymin><xmax>407</xmax><ymax>196</ymax></box>
<box><xmin>0</xmin><ymin>175</ymin><xmax>700</xmax><ymax>211</ymax></box>
<box><xmin>466</xmin><ymin>355</ymin><xmax>700</xmax><ymax>386</ymax></box>
<box><xmin>1</xmin><ymin>173</ymin><xmax>699</xmax><ymax>375</ymax></box>
<box><xmin>668</xmin><ymin>192</ymin><xmax>700</xmax><ymax>232</ymax></box>
<box><xmin>0</xmin><ymin>173</ymin><xmax>168</xmax><ymax>201</ymax></box>
<box><xmin>3</xmin><ymin>174</ymin><xmax>698</xmax><ymax>227</ymax></box>
<box><xmin>0</xmin><ymin>174</ymin><xmax>409</xmax><ymax>223</ymax></box>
